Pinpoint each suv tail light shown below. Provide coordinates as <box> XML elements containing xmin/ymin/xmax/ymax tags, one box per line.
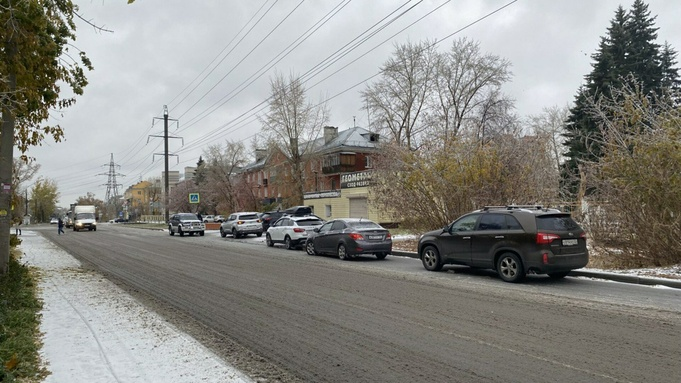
<box><xmin>293</xmin><ymin>228</ymin><xmax>305</xmax><ymax>233</ymax></box>
<box><xmin>580</xmin><ymin>232</ymin><xmax>587</xmax><ymax>241</ymax></box>
<box><xmin>349</xmin><ymin>233</ymin><xmax>364</xmax><ymax>241</ymax></box>
<box><xmin>385</xmin><ymin>232</ymin><xmax>392</xmax><ymax>239</ymax></box>
<box><xmin>536</xmin><ymin>232</ymin><xmax>560</xmax><ymax>244</ymax></box>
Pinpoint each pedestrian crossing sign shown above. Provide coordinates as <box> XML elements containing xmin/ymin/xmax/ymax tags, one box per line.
<box><xmin>189</xmin><ymin>193</ymin><xmax>200</xmax><ymax>204</ymax></box>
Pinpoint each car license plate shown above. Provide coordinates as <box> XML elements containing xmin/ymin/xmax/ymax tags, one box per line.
<box><xmin>562</xmin><ymin>239</ymin><xmax>578</xmax><ymax>246</ymax></box>
<box><xmin>368</xmin><ymin>235</ymin><xmax>383</xmax><ymax>240</ymax></box>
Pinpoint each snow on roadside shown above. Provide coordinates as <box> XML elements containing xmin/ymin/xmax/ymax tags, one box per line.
<box><xmin>19</xmin><ymin>231</ymin><xmax>253</xmax><ymax>383</ymax></box>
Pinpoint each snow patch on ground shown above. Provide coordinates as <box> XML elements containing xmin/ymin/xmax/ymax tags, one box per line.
<box><xmin>19</xmin><ymin>231</ymin><xmax>253</xmax><ymax>383</ymax></box>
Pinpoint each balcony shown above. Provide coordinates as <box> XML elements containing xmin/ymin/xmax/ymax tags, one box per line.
<box><xmin>322</xmin><ymin>164</ymin><xmax>356</xmax><ymax>174</ymax></box>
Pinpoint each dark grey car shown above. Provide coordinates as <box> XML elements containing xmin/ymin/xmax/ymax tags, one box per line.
<box><xmin>304</xmin><ymin>218</ymin><xmax>392</xmax><ymax>260</ymax></box>
<box><xmin>418</xmin><ymin>206</ymin><xmax>589</xmax><ymax>283</ymax></box>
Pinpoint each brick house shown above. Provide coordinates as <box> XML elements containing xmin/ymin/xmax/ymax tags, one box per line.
<box><xmin>239</xmin><ymin>126</ymin><xmax>392</xmax><ymax>224</ymax></box>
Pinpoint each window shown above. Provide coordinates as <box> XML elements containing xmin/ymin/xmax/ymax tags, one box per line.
<box><xmin>365</xmin><ymin>156</ymin><xmax>373</xmax><ymax>168</ymax></box>
<box><xmin>325</xmin><ymin>205</ymin><xmax>332</xmax><ymax>217</ymax></box>
<box><xmin>478</xmin><ymin>214</ymin><xmax>505</xmax><ymax>230</ymax></box>
<box><xmin>451</xmin><ymin>214</ymin><xmax>479</xmax><ymax>232</ymax></box>
<box><xmin>262</xmin><ymin>178</ymin><xmax>268</xmax><ymax>187</ymax></box>
<box><xmin>330</xmin><ymin>220</ymin><xmax>346</xmax><ymax>231</ymax></box>
<box><xmin>318</xmin><ymin>221</ymin><xmax>333</xmax><ymax>234</ymax></box>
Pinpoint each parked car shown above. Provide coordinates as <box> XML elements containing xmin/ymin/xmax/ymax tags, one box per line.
<box><xmin>283</xmin><ymin>205</ymin><xmax>313</xmax><ymax>217</ymax></box>
<box><xmin>202</xmin><ymin>215</ymin><xmax>214</xmax><ymax>223</ymax></box>
<box><xmin>220</xmin><ymin>212</ymin><xmax>263</xmax><ymax>238</ymax></box>
<box><xmin>266</xmin><ymin>216</ymin><xmax>325</xmax><ymax>250</ymax></box>
<box><xmin>213</xmin><ymin>215</ymin><xmax>226</xmax><ymax>223</ymax></box>
<box><xmin>260</xmin><ymin>210</ymin><xmax>285</xmax><ymax>232</ymax></box>
<box><xmin>50</xmin><ymin>217</ymin><xmax>59</xmax><ymax>224</ymax></box>
<box><xmin>168</xmin><ymin>213</ymin><xmax>205</xmax><ymax>237</ymax></box>
<box><xmin>418</xmin><ymin>205</ymin><xmax>589</xmax><ymax>283</ymax></box>
<box><xmin>304</xmin><ymin>218</ymin><xmax>392</xmax><ymax>260</ymax></box>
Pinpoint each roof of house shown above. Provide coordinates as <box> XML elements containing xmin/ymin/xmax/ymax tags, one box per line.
<box><xmin>241</xmin><ymin>126</ymin><xmax>380</xmax><ymax>172</ymax></box>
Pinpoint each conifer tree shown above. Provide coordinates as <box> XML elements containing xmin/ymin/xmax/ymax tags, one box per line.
<box><xmin>561</xmin><ymin>0</ymin><xmax>679</xmax><ymax>197</ymax></box>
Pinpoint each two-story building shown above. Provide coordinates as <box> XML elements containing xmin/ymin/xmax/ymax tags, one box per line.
<box><xmin>240</xmin><ymin>126</ymin><xmax>393</xmax><ymax>224</ymax></box>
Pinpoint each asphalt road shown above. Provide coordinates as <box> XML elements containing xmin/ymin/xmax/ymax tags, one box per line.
<box><xmin>37</xmin><ymin>224</ymin><xmax>681</xmax><ymax>383</ymax></box>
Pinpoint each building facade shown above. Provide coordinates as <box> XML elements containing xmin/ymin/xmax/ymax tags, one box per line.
<box><xmin>239</xmin><ymin>126</ymin><xmax>393</xmax><ymax>224</ymax></box>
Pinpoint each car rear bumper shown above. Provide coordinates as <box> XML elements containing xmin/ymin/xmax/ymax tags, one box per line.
<box><xmin>349</xmin><ymin>240</ymin><xmax>392</xmax><ymax>255</ymax></box>
<box><xmin>525</xmin><ymin>251</ymin><xmax>589</xmax><ymax>274</ymax></box>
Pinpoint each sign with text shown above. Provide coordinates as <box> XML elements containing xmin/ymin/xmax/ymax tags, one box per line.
<box><xmin>340</xmin><ymin>171</ymin><xmax>373</xmax><ymax>189</ymax></box>
<box><xmin>188</xmin><ymin>193</ymin><xmax>200</xmax><ymax>204</ymax></box>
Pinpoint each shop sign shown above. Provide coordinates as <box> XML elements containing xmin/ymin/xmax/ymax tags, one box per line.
<box><xmin>304</xmin><ymin>190</ymin><xmax>341</xmax><ymax>200</ymax></box>
<box><xmin>341</xmin><ymin>171</ymin><xmax>372</xmax><ymax>189</ymax></box>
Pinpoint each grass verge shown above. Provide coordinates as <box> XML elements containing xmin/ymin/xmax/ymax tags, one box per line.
<box><xmin>0</xmin><ymin>235</ymin><xmax>47</xmax><ymax>382</ymax></box>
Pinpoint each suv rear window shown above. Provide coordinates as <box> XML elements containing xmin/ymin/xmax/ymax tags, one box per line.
<box><xmin>238</xmin><ymin>214</ymin><xmax>259</xmax><ymax>220</ymax></box>
<box><xmin>536</xmin><ymin>215</ymin><xmax>580</xmax><ymax>231</ymax></box>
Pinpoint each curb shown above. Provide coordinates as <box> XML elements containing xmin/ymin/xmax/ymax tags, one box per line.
<box><xmin>390</xmin><ymin>250</ymin><xmax>681</xmax><ymax>289</ymax></box>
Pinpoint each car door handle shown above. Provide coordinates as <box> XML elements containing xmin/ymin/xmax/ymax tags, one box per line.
<box><xmin>495</xmin><ymin>236</ymin><xmax>504</xmax><ymax>239</ymax></box>
<box><xmin>462</xmin><ymin>236</ymin><xmax>471</xmax><ymax>240</ymax></box>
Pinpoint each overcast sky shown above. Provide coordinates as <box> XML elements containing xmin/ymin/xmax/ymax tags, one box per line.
<box><xmin>22</xmin><ymin>0</ymin><xmax>681</xmax><ymax>206</ymax></box>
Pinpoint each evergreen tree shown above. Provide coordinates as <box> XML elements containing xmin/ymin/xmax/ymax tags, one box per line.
<box><xmin>561</xmin><ymin>1</ymin><xmax>679</xmax><ymax>197</ymax></box>
<box><xmin>194</xmin><ymin>156</ymin><xmax>206</xmax><ymax>186</ymax></box>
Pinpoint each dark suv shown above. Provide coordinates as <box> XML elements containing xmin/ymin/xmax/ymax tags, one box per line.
<box><xmin>418</xmin><ymin>206</ymin><xmax>589</xmax><ymax>283</ymax></box>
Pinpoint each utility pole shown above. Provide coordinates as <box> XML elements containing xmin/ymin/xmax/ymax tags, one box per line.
<box><xmin>149</xmin><ymin>105</ymin><xmax>181</xmax><ymax>223</ymax></box>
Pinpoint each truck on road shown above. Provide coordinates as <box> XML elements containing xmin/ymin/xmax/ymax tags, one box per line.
<box><xmin>72</xmin><ymin>205</ymin><xmax>97</xmax><ymax>231</ymax></box>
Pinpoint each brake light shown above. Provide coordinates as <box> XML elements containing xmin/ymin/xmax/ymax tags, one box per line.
<box><xmin>580</xmin><ymin>232</ymin><xmax>587</xmax><ymax>241</ymax></box>
<box><xmin>237</xmin><ymin>220</ymin><xmax>244</xmax><ymax>224</ymax></box>
<box><xmin>293</xmin><ymin>228</ymin><xmax>305</xmax><ymax>233</ymax></box>
<box><xmin>385</xmin><ymin>232</ymin><xmax>392</xmax><ymax>239</ymax></box>
<box><xmin>542</xmin><ymin>253</ymin><xmax>549</xmax><ymax>264</ymax></box>
<box><xmin>349</xmin><ymin>233</ymin><xmax>364</xmax><ymax>240</ymax></box>
<box><xmin>536</xmin><ymin>232</ymin><xmax>560</xmax><ymax>244</ymax></box>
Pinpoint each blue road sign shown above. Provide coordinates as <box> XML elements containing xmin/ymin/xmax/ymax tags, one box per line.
<box><xmin>189</xmin><ymin>193</ymin><xmax>200</xmax><ymax>204</ymax></box>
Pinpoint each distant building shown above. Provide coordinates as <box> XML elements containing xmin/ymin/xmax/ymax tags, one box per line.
<box><xmin>184</xmin><ymin>167</ymin><xmax>196</xmax><ymax>182</ymax></box>
<box><xmin>162</xmin><ymin>171</ymin><xmax>180</xmax><ymax>188</ymax></box>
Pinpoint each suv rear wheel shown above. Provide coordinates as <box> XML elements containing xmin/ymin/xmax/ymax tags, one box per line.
<box><xmin>421</xmin><ymin>246</ymin><xmax>443</xmax><ymax>271</ymax></box>
<box><xmin>497</xmin><ymin>252</ymin><xmax>525</xmax><ymax>283</ymax></box>
<box><xmin>169</xmin><ymin>226</ymin><xmax>174</xmax><ymax>236</ymax></box>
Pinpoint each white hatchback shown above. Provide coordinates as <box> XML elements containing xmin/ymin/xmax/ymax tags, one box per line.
<box><xmin>266</xmin><ymin>216</ymin><xmax>325</xmax><ymax>250</ymax></box>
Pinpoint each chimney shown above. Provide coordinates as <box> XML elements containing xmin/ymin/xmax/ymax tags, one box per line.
<box><xmin>323</xmin><ymin>126</ymin><xmax>338</xmax><ymax>144</ymax></box>
<box><xmin>255</xmin><ymin>149</ymin><xmax>267</xmax><ymax>162</ymax></box>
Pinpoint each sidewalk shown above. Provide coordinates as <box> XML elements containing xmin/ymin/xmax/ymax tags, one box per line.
<box><xmin>18</xmin><ymin>230</ymin><xmax>253</xmax><ymax>383</ymax></box>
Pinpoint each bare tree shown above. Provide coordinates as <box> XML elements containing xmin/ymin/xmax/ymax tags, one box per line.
<box><xmin>579</xmin><ymin>82</ymin><xmax>681</xmax><ymax>268</ymax></box>
<box><xmin>430</xmin><ymin>38</ymin><xmax>513</xmax><ymax>143</ymax></box>
<box><xmin>201</xmin><ymin>140</ymin><xmax>248</xmax><ymax>214</ymax></box>
<box><xmin>527</xmin><ymin>105</ymin><xmax>570</xmax><ymax>173</ymax></box>
<box><xmin>361</xmin><ymin>41</ymin><xmax>436</xmax><ymax>149</ymax></box>
<box><xmin>259</xmin><ymin>73</ymin><xmax>329</xmax><ymax>205</ymax></box>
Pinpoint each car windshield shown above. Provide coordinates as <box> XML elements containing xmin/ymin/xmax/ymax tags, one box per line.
<box><xmin>239</xmin><ymin>214</ymin><xmax>259</xmax><ymax>220</ymax></box>
<box><xmin>348</xmin><ymin>221</ymin><xmax>381</xmax><ymax>229</ymax></box>
<box><xmin>536</xmin><ymin>215</ymin><xmax>580</xmax><ymax>231</ymax></box>
<box><xmin>179</xmin><ymin>214</ymin><xmax>198</xmax><ymax>220</ymax></box>
<box><xmin>76</xmin><ymin>213</ymin><xmax>95</xmax><ymax>220</ymax></box>
<box><xmin>296</xmin><ymin>219</ymin><xmax>323</xmax><ymax>226</ymax></box>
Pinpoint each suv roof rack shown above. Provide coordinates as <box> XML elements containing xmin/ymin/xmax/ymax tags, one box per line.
<box><xmin>481</xmin><ymin>205</ymin><xmax>544</xmax><ymax>211</ymax></box>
